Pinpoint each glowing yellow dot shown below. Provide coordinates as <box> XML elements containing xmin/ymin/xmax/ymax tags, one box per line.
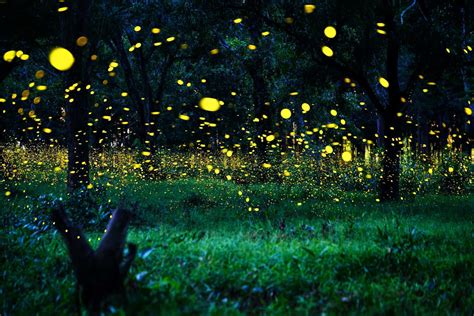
<box><xmin>330</xmin><ymin>109</ymin><xmax>337</xmax><ymax>116</ymax></box>
<box><xmin>248</xmin><ymin>44</ymin><xmax>257</xmax><ymax>50</ymax></box>
<box><xmin>76</xmin><ymin>36</ymin><xmax>88</xmax><ymax>47</ymax></box>
<box><xmin>142</xmin><ymin>151</ymin><xmax>151</xmax><ymax>156</ymax></box>
<box><xmin>280</xmin><ymin>108</ymin><xmax>292</xmax><ymax>119</ymax></box>
<box><xmin>342</xmin><ymin>151</ymin><xmax>352</xmax><ymax>162</ymax></box>
<box><xmin>35</xmin><ymin>70</ymin><xmax>45</xmax><ymax>79</ymax></box>
<box><xmin>49</xmin><ymin>47</ymin><xmax>75</xmax><ymax>71</ymax></box>
<box><xmin>234</xmin><ymin>18</ymin><xmax>242</xmax><ymax>23</ymax></box>
<box><xmin>210</xmin><ymin>48</ymin><xmax>219</xmax><ymax>55</ymax></box>
<box><xmin>179</xmin><ymin>114</ymin><xmax>190</xmax><ymax>121</ymax></box>
<box><xmin>304</xmin><ymin>4</ymin><xmax>316</xmax><ymax>13</ymax></box>
<box><xmin>301</xmin><ymin>103</ymin><xmax>310</xmax><ymax>112</ymax></box>
<box><xmin>465</xmin><ymin>107</ymin><xmax>472</xmax><ymax>116</ymax></box>
<box><xmin>321</xmin><ymin>46</ymin><xmax>333</xmax><ymax>57</ymax></box>
<box><xmin>166</xmin><ymin>37</ymin><xmax>175</xmax><ymax>42</ymax></box>
<box><xmin>325</xmin><ymin>145</ymin><xmax>333</xmax><ymax>154</ymax></box>
<box><xmin>378</xmin><ymin>77</ymin><xmax>389</xmax><ymax>88</ymax></box>
<box><xmin>266</xmin><ymin>135</ymin><xmax>275</xmax><ymax>142</ymax></box>
<box><xmin>134</xmin><ymin>26</ymin><xmax>142</xmax><ymax>32</ymax></box>
<box><xmin>324</xmin><ymin>26</ymin><xmax>337</xmax><ymax>38</ymax></box>
<box><xmin>3</xmin><ymin>50</ymin><xmax>16</xmax><ymax>62</ymax></box>
<box><xmin>199</xmin><ymin>97</ymin><xmax>221</xmax><ymax>112</ymax></box>
<box><xmin>151</xmin><ymin>28</ymin><xmax>160</xmax><ymax>34</ymax></box>
<box><xmin>57</xmin><ymin>7</ymin><xmax>68</xmax><ymax>12</ymax></box>
<box><xmin>261</xmin><ymin>31</ymin><xmax>270</xmax><ymax>36</ymax></box>
<box><xmin>43</xmin><ymin>128</ymin><xmax>52</xmax><ymax>134</ymax></box>
<box><xmin>263</xmin><ymin>163</ymin><xmax>272</xmax><ymax>169</ymax></box>
<box><xmin>5</xmin><ymin>191</ymin><xmax>11</xmax><ymax>197</ymax></box>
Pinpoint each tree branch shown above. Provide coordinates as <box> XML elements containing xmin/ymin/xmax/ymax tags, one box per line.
<box><xmin>400</xmin><ymin>0</ymin><xmax>417</xmax><ymax>24</ymax></box>
<box><xmin>221</xmin><ymin>3</ymin><xmax>386</xmax><ymax>114</ymax></box>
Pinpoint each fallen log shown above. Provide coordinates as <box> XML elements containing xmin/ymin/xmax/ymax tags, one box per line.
<box><xmin>52</xmin><ymin>203</ymin><xmax>137</xmax><ymax>312</ymax></box>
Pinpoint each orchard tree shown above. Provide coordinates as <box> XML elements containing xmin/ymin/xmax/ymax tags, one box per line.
<box><xmin>235</xmin><ymin>0</ymin><xmax>472</xmax><ymax>200</ymax></box>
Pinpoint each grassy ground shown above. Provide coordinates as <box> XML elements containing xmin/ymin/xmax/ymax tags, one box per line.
<box><xmin>1</xmin><ymin>178</ymin><xmax>473</xmax><ymax>315</ymax></box>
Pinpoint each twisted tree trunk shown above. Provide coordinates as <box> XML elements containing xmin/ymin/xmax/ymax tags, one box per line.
<box><xmin>52</xmin><ymin>204</ymin><xmax>137</xmax><ymax>312</ymax></box>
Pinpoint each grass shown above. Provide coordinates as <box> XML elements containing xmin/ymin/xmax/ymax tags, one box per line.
<box><xmin>1</xmin><ymin>177</ymin><xmax>473</xmax><ymax>315</ymax></box>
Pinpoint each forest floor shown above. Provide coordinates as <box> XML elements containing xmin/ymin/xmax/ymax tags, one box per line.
<box><xmin>1</xmin><ymin>178</ymin><xmax>473</xmax><ymax>315</ymax></box>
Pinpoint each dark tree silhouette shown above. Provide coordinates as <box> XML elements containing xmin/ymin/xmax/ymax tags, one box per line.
<box><xmin>52</xmin><ymin>203</ymin><xmax>137</xmax><ymax>312</ymax></box>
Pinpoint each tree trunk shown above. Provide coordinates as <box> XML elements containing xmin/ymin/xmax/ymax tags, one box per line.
<box><xmin>66</xmin><ymin>84</ymin><xmax>90</xmax><ymax>191</ymax></box>
<box><xmin>376</xmin><ymin>115</ymin><xmax>384</xmax><ymax>147</ymax></box>
<box><xmin>62</xmin><ymin>0</ymin><xmax>92</xmax><ymax>191</ymax></box>
<box><xmin>379</xmin><ymin>7</ymin><xmax>402</xmax><ymax>202</ymax></box>
<box><xmin>379</xmin><ymin>112</ymin><xmax>402</xmax><ymax>201</ymax></box>
<box><xmin>136</xmin><ymin>49</ymin><xmax>154</xmax><ymax>149</ymax></box>
<box><xmin>152</xmin><ymin>54</ymin><xmax>175</xmax><ymax>148</ymax></box>
<box><xmin>52</xmin><ymin>204</ymin><xmax>137</xmax><ymax>312</ymax></box>
<box><xmin>248</xmin><ymin>65</ymin><xmax>271</xmax><ymax>159</ymax></box>
<box><xmin>110</xmin><ymin>36</ymin><xmax>147</xmax><ymax>145</ymax></box>
<box><xmin>245</xmin><ymin>0</ymin><xmax>271</xmax><ymax>161</ymax></box>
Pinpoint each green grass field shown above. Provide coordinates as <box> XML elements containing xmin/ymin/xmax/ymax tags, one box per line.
<box><xmin>1</xmin><ymin>178</ymin><xmax>473</xmax><ymax>315</ymax></box>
